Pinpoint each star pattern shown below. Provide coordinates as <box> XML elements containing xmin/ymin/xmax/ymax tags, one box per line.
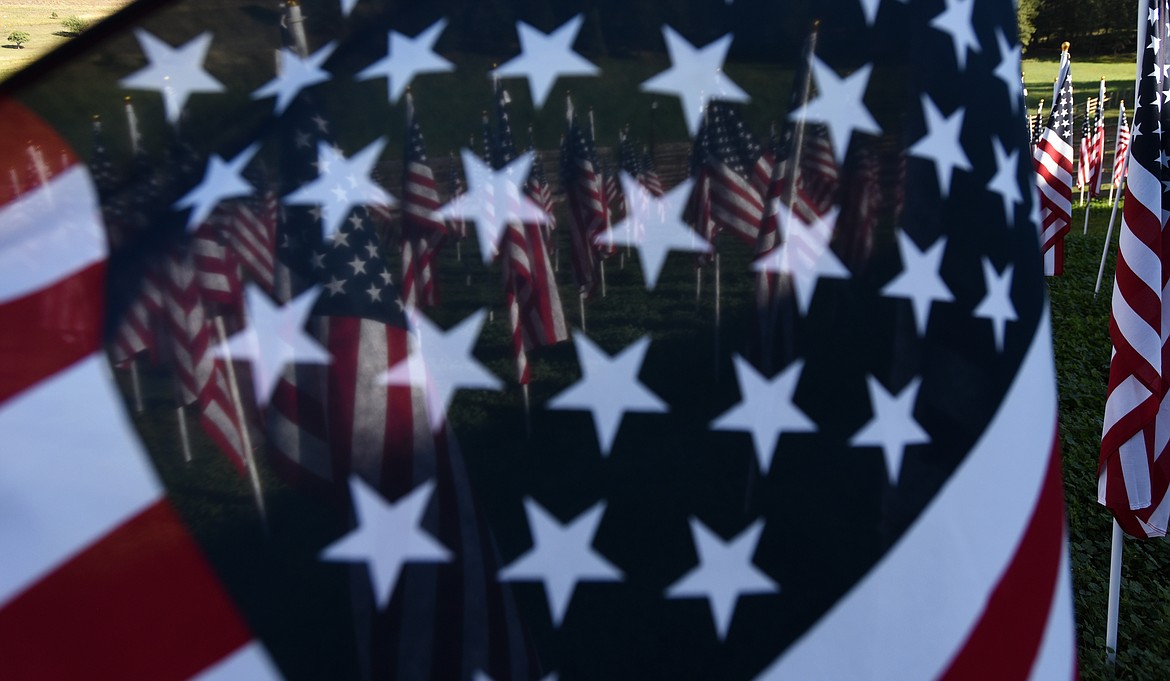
<box><xmin>987</xmin><ymin>137</ymin><xmax>1024</xmax><ymax>225</ymax></box>
<box><xmin>881</xmin><ymin>230</ymin><xmax>954</xmax><ymax>337</ymax></box>
<box><xmin>547</xmin><ymin>334</ymin><xmax>668</xmax><ymax>456</ymax></box>
<box><xmin>493</xmin><ymin>15</ymin><xmax>599</xmax><ymax>110</ymax></box>
<box><xmin>499</xmin><ymin>499</ymin><xmax>623</xmax><ymax>627</ymax></box>
<box><xmin>640</xmin><ymin>27</ymin><xmax>749</xmax><ymax>137</ymax></box>
<box><xmin>711</xmin><ymin>356</ymin><xmax>816</xmax><ymax>475</ymax></box>
<box><xmin>436</xmin><ymin>150</ymin><xmax>549</xmax><ymax>263</ymax></box>
<box><xmin>909</xmin><ymin>96</ymin><xmax>971</xmax><ymax>198</ymax></box>
<box><xmin>120</xmin><ymin>30</ymin><xmax>224</xmax><ymax>124</ymax></box>
<box><xmin>379</xmin><ymin>310</ymin><xmax>503</xmax><ymax>431</ymax></box>
<box><xmin>598</xmin><ymin>175</ymin><xmax>711</xmax><ymax>289</ymax></box>
<box><xmin>993</xmin><ymin>29</ymin><xmax>1024</xmax><ymax>114</ymax></box>
<box><xmin>357</xmin><ymin>20</ymin><xmax>453</xmax><ymax>104</ymax></box>
<box><xmin>666</xmin><ymin>519</ymin><xmax>778</xmax><ymax>640</ymax></box>
<box><xmin>214</xmin><ymin>286</ymin><xmax>332</xmax><ymax>407</ymax></box>
<box><xmin>320</xmin><ymin>478</ymin><xmax>451</xmax><ymax>609</ymax></box>
<box><xmin>857</xmin><ymin>0</ymin><xmax>882</xmax><ymax>26</ymax></box>
<box><xmin>173</xmin><ymin>143</ymin><xmax>258</xmax><ymax>231</ymax></box>
<box><xmin>752</xmin><ymin>206</ymin><xmax>850</xmax><ymax>315</ymax></box>
<box><xmin>252</xmin><ymin>43</ymin><xmax>337</xmax><ymax>114</ymax></box>
<box><xmin>283</xmin><ymin>139</ymin><xmax>397</xmax><ymax>242</ymax></box>
<box><xmin>788</xmin><ymin>59</ymin><xmax>881</xmax><ymax>164</ymax></box>
<box><xmin>850</xmin><ymin>376</ymin><xmax>929</xmax><ymax>486</ymax></box>
<box><xmin>974</xmin><ymin>259</ymin><xmax>1017</xmax><ymax>352</ymax></box>
<box><xmin>930</xmin><ymin>0</ymin><xmax>981</xmax><ymax>71</ymax></box>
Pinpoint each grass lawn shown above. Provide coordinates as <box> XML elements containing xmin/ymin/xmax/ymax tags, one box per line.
<box><xmin>0</xmin><ymin>0</ymin><xmax>135</xmax><ymax>81</ymax></box>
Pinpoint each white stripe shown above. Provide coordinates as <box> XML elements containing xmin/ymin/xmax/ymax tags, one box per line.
<box><xmin>1027</xmin><ymin>536</ymin><xmax>1075</xmax><ymax>681</ymax></box>
<box><xmin>1118</xmin><ymin>431</ymin><xmax>1152</xmax><ymax>509</ymax></box>
<box><xmin>193</xmin><ymin>641</ymin><xmax>284</xmax><ymax>681</ymax></box>
<box><xmin>0</xmin><ymin>355</ymin><xmax>161</xmax><ymax>608</ymax></box>
<box><xmin>0</xmin><ymin>166</ymin><xmax>105</xmax><ymax>304</ymax></box>
<box><xmin>1118</xmin><ymin>216</ymin><xmax>1162</xmax><ymax>293</ymax></box>
<box><xmin>351</xmin><ymin>320</ymin><xmax>388</xmax><ymax>485</ymax></box>
<box><xmin>1126</xmin><ymin>152</ymin><xmax>1162</xmax><ymax>208</ymax></box>
<box><xmin>1109</xmin><ymin>277</ymin><xmax>1161</xmax><ymax>372</ymax></box>
<box><xmin>756</xmin><ymin>309</ymin><xmax>1058</xmax><ymax>679</ymax></box>
<box><xmin>1102</xmin><ymin>374</ymin><xmax>1153</xmax><ymax>437</ymax></box>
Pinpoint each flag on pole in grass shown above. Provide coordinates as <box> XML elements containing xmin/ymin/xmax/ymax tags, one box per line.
<box><xmin>0</xmin><ymin>0</ymin><xmax>1075</xmax><ymax>678</ymax></box>
<box><xmin>1087</xmin><ymin>78</ymin><xmax>1107</xmax><ymax>198</ymax></box>
<box><xmin>1078</xmin><ymin>108</ymin><xmax>1092</xmax><ymax>190</ymax></box>
<box><xmin>1033</xmin><ymin>44</ymin><xmax>1075</xmax><ymax>276</ymax></box>
<box><xmin>689</xmin><ymin>100</ymin><xmax>766</xmax><ymax>248</ymax></box>
<box><xmin>561</xmin><ymin>101</ymin><xmax>607</xmax><ymax>295</ymax></box>
<box><xmin>1113</xmin><ymin>99</ymin><xmax>1131</xmax><ymax>190</ymax></box>
<box><xmin>1099</xmin><ymin>0</ymin><xmax>1170</xmax><ymax>539</ymax></box>
<box><xmin>400</xmin><ymin>92</ymin><xmax>446</xmax><ymax>310</ymax></box>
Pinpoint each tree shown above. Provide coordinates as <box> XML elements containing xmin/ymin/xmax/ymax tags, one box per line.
<box><xmin>1018</xmin><ymin>0</ymin><xmax>1040</xmax><ymax>51</ymax></box>
<box><xmin>7</xmin><ymin>31</ymin><xmax>30</xmax><ymax>49</ymax></box>
<box><xmin>61</xmin><ymin>16</ymin><xmax>88</xmax><ymax>36</ymax></box>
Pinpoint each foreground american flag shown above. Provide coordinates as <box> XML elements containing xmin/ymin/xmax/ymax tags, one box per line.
<box><xmin>1099</xmin><ymin>0</ymin><xmax>1170</xmax><ymax>539</ymax></box>
<box><xmin>0</xmin><ymin>0</ymin><xmax>1074</xmax><ymax>678</ymax></box>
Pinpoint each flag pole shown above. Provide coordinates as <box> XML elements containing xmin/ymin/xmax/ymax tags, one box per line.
<box><xmin>213</xmin><ymin>316</ymin><xmax>268</xmax><ymax>530</ymax></box>
<box><xmin>1106</xmin><ymin>519</ymin><xmax>1124</xmax><ymax>663</ymax></box>
<box><xmin>1094</xmin><ymin>168</ymin><xmax>1126</xmax><ymax>297</ymax></box>
<box><xmin>176</xmin><ymin>406</ymin><xmax>193</xmax><ymax>463</ymax></box>
<box><xmin>589</xmin><ymin>108</ymin><xmax>608</xmax><ymax>298</ymax></box>
<box><xmin>129</xmin><ymin>359</ymin><xmax>145</xmax><ymax>413</ymax></box>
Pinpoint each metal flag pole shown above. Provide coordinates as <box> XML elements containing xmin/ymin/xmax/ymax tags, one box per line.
<box><xmin>213</xmin><ymin>316</ymin><xmax>268</xmax><ymax>530</ymax></box>
<box><xmin>588</xmin><ymin>108</ymin><xmax>608</xmax><ymax>297</ymax></box>
<box><xmin>1094</xmin><ymin>110</ymin><xmax>1132</xmax><ymax>298</ymax></box>
<box><xmin>176</xmin><ymin>406</ymin><xmax>193</xmax><ymax>463</ymax></box>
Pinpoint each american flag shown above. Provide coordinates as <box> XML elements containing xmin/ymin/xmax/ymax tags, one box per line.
<box><xmin>1099</xmin><ymin>0</ymin><xmax>1170</xmax><ymax>538</ymax></box>
<box><xmin>1087</xmin><ymin>79</ymin><xmax>1107</xmax><ymax>197</ymax></box>
<box><xmin>1078</xmin><ymin>107</ymin><xmax>1093</xmax><ymax>190</ymax></box>
<box><xmin>689</xmin><ymin>100</ymin><xmax>766</xmax><ymax>248</ymax></box>
<box><xmin>1113</xmin><ymin>99</ymin><xmax>1131</xmax><ymax>191</ymax></box>
<box><xmin>400</xmin><ymin>92</ymin><xmax>446</xmax><ymax>310</ymax></box>
<box><xmin>0</xmin><ymin>0</ymin><xmax>1075</xmax><ymax>678</ymax></box>
<box><xmin>490</xmin><ymin>83</ymin><xmax>568</xmax><ymax>384</ymax></box>
<box><xmin>560</xmin><ymin>103</ymin><xmax>607</xmax><ymax>295</ymax></box>
<box><xmin>1032</xmin><ymin>45</ymin><xmax>1074</xmax><ymax>276</ymax></box>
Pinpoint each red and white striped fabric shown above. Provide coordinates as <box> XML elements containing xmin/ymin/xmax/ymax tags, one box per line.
<box><xmin>219</xmin><ymin>193</ymin><xmax>278</xmax><ymax>299</ymax></box>
<box><xmin>1087</xmin><ymin>80</ymin><xmax>1107</xmax><ymax>198</ymax></box>
<box><xmin>0</xmin><ymin>98</ymin><xmax>279</xmax><ymax>680</ymax></box>
<box><xmin>1099</xmin><ymin>0</ymin><xmax>1170</xmax><ymax>539</ymax></box>
<box><xmin>159</xmin><ymin>251</ymin><xmax>251</xmax><ymax>474</ymax></box>
<box><xmin>401</xmin><ymin>100</ymin><xmax>446</xmax><ymax>310</ymax></box>
<box><xmin>108</xmin><ymin>264</ymin><xmax>164</xmax><ymax>366</ymax></box>
<box><xmin>561</xmin><ymin>114</ymin><xmax>607</xmax><ymax>295</ymax></box>
<box><xmin>1112</xmin><ymin>100</ymin><xmax>1130</xmax><ymax>191</ymax></box>
<box><xmin>1032</xmin><ymin>49</ymin><xmax>1074</xmax><ymax>277</ymax></box>
<box><xmin>757</xmin><ymin>311</ymin><xmax>1073</xmax><ymax>680</ymax></box>
<box><xmin>192</xmin><ymin>220</ymin><xmax>244</xmax><ymax>313</ymax></box>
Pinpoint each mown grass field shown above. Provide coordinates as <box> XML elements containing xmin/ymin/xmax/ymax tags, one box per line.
<box><xmin>0</xmin><ymin>0</ymin><xmax>134</xmax><ymax>81</ymax></box>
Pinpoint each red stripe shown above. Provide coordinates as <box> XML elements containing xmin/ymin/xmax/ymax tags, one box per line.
<box><xmin>0</xmin><ymin>262</ymin><xmax>106</xmax><ymax>406</ymax></box>
<box><xmin>940</xmin><ymin>435</ymin><xmax>1071</xmax><ymax>680</ymax></box>
<box><xmin>0</xmin><ymin>100</ymin><xmax>74</xmax><ymax>206</ymax></box>
<box><xmin>0</xmin><ymin>501</ymin><xmax>252</xmax><ymax>681</ymax></box>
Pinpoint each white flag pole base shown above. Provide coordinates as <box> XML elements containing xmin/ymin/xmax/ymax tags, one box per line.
<box><xmin>129</xmin><ymin>359</ymin><xmax>144</xmax><ymax>414</ymax></box>
<box><xmin>1083</xmin><ymin>199</ymin><xmax>1092</xmax><ymax>235</ymax></box>
<box><xmin>1106</xmin><ymin>518</ymin><xmax>1124</xmax><ymax>664</ymax></box>
<box><xmin>579</xmin><ymin>291</ymin><xmax>587</xmax><ymax>334</ymax></box>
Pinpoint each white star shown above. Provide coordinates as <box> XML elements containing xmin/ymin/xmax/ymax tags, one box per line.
<box><xmin>321</xmin><ymin>477</ymin><xmax>451</xmax><ymax>609</ymax></box>
<box><xmin>214</xmin><ymin>286</ymin><xmax>331</xmax><ymax>406</ymax></box>
<box><xmin>881</xmin><ymin>230</ymin><xmax>953</xmax><ymax>337</ymax></box>
<box><xmin>252</xmin><ymin>43</ymin><xmax>336</xmax><ymax>114</ymax></box>
<box><xmin>666</xmin><ymin>519</ymin><xmax>778</xmax><ymax>640</ymax></box>
<box><xmin>975</xmin><ymin>260</ymin><xmax>1017</xmax><ymax>352</ymax></box>
<box><xmin>710</xmin><ymin>356</ymin><xmax>816</xmax><ymax>474</ymax></box>
<box><xmin>357</xmin><ymin>20</ymin><xmax>453</xmax><ymax>104</ymax></box>
<box><xmin>752</xmin><ymin>206</ymin><xmax>850</xmax><ymax>315</ymax></box>
<box><xmin>173</xmin><ymin>143</ymin><xmax>258</xmax><ymax>231</ymax></box>
<box><xmin>366</xmin><ymin>284</ymin><xmax>383</xmax><ymax>302</ymax></box>
<box><xmin>850</xmin><ymin>375</ymin><xmax>929</xmax><ymax>486</ymax></box>
<box><xmin>640</xmin><ymin>27</ymin><xmax>749</xmax><ymax>137</ymax></box>
<box><xmin>596</xmin><ymin>175</ymin><xmax>711</xmax><ymax>289</ymax></box>
<box><xmin>339</xmin><ymin>0</ymin><xmax>360</xmax><ymax>17</ymax></box>
<box><xmin>284</xmin><ymin>140</ymin><xmax>397</xmax><ymax>242</ymax></box>
<box><xmin>547</xmin><ymin>334</ymin><xmax>668</xmax><ymax>456</ymax></box>
<box><xmin>908</xmin><ymin>96</ymin><xmax>971</xmax><ymax>198</ymax></box>
<box><xmin>857</xmin><ymin>0</ymin><xmax>881</xmax><ymax>26</ymax></box>
<box><xmin>993</xmin><ymin>29</ymin><xmax>1024</xmax><ymax>114</ymax></box>
<box><xmin>436</xmin><ymin>150</ymin><xmax>550</xmax><ymax>264</ymax></box>
<box><xmin>325</xmin><ymin>276</ymin><xmax>346</xmax><ymax>296</ymax></box>
<box><xmin>493</xmin><ymin>15</ymin><xmax>599</xmax><ymax>110</ymax></box>
<box><xmin>499</xmin><ymin>499</ymin><xmax>623</xmax><ymax>627</ymax></box>
<box><xmin>789</xmin><ymin>59</ymin><xmax>881</xmax><ymax>164</ymax></box>
<box><xmin>311</xmin><ymin>251</ymin><xmax>327</xmax><ymax>270</ymax></box>
<box><xmin>348</xmin><ymin>255</ymin><xmax>367</xmax><ymax>275</ymax></box>
<box><xmin>930</xmin><ymin>0</ymin><xmax>981</xmax><ymax>71</ymax></box>
<box><xmin>987</xmin><ymin>137</ymin><xmax>1023</xmax><ymax>226</ymax></box>
<box><xmin>379</xmin><ymin>310</ymin><xmax>503</xmax><ymax>432</ymax></box>
<box><xmin>120</xmin><ymin>30</ymin><xmax>224</xmax><ymax>124</ymax></box>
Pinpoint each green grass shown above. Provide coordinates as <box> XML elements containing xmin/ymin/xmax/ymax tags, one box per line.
<box><xmin>1023</xmin><ymin>57</ymin><xmax>1140</xmax><ymax>119</ymax></box>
